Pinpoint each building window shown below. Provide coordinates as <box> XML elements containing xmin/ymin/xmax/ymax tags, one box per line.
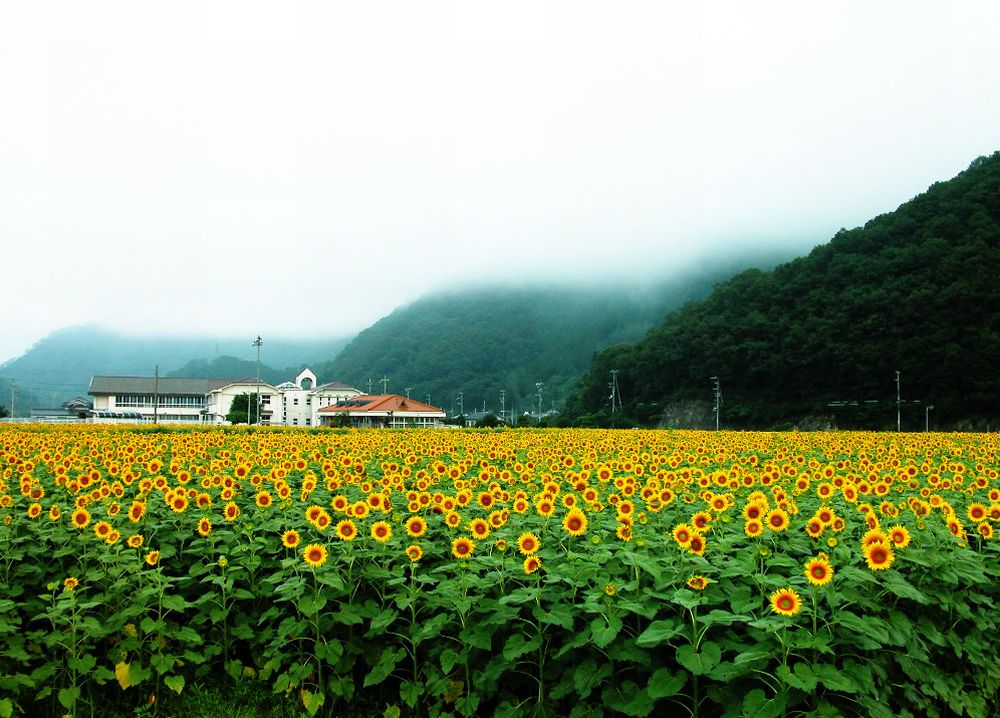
<box><xmin>306</xmin><ymin>418</ymin><xmax>311</xmax><ymax>426</ymax></box>
<box><xmin>293</xmin><ymin>398</ymin><xmax>299</xmax><ymax>405</ymax></box>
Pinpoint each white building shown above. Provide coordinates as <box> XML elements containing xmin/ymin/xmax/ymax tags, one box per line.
<box><xmin>88</xmin><ymin>370</ymin><xmax>362</xmax><ymax>426</ymax></box>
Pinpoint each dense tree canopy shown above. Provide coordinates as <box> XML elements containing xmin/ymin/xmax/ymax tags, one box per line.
<box><xmin>564</xmin><ymin>153</ymin><xmax>1000</xmax><ymax>430</ymax></box>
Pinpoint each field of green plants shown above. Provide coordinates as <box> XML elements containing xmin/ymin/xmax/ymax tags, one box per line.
<box><xmin>1</xmin><ymin>425</ymin><xmax>999</xmax><ymax>717</ymax></box>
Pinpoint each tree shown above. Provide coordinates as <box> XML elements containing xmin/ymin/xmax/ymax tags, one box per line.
<box><xmin>226</xmin><ymin>393</ymin><xmax>263</xmax><ymax>425</ymax></box>
<box><xmin>0</xmin><ymin>405</ymin><xmax>8</xmax><ymax>419</ymax></box>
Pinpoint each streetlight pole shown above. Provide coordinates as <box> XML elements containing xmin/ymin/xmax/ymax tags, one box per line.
<box><xmin>252</xmin><ymin>336</ymin><xmax>263</xmax><ymax>425</ymax></box>
<box><xmin>896</xmin><ymin>369</ymin><xmax>901</xmax><ymax>433</ymax></box>
<box><xmin>926</xmin><ymin>404</ymin><xmax>933</xmax><ymax>433</ymax></box>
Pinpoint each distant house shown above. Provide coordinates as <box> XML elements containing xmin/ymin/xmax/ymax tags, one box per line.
<box><xmin>88</xmin><ymin>369</ymin><xmax>362</xmax><ymax>426</ymax></box>
<box><xmin>29</xmin><ymin>396</ymin><xmax>94</xmax><ymax>420</ymax></box>
<box><xmin>317</xmin><ymin>395</ymin><xmax>446</xmax><ymax>428</ymax></box>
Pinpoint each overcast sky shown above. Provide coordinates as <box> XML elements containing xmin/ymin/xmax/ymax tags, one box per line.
<box><xmin>2</xmin><ymin>1</ymin><xmax>999</xmax><ymax>364</ymax></box>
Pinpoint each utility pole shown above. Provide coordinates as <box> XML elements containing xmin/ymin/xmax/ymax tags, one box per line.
<box><xmin>426</xmin><ymin>394</ymin><xmax>431</xmax><ymax>406</ymax></box>
<box><xmin>895</xmin><ymin>370</ymin><xmax>901</xmax><ymax>432</ymax></box>
<box><xmin>926</xmin><ymin>404</ymin><xmax>933</xmax><ymax>433</ymax></box>
<box><xmin>711</xmin><ymin>376</ymin><xmax>722</xmax><ymax>430</ymax></box>
<box><xmin>457</xmin><ymin>392</ymin><xmax>464</xmax><ymax>425</ymax></box>
<box><xmin>405</xmin><ymin>386</ymin><xmax>412</xmax><ymax>400</ymax></box>
<box><xmin>535</xmin><ymin>382</ymin><xmax>544</xmax><ymax>417</ymax></box>
<box><xmin>381</xmin><ymin>375</ymin><xmax>389</xmax><ymax>395</ymax></box>
<box><xmin>500</xmin><ymin>390</ymin><xmax>506</xmax><ymax>422</ymax></box>
<box><xmin>153</xmin><ymin>366</ymin><xmax>159</xmax><ymax>425</ymax></box>
<box><xmin>609</xmin><ymin>369</ymin><xmax>622</xmax><ymax>415</ymax></box>
<box><xmin>367</xmin><ymin>377</ymin><xmax>373</xmax><ymax>395</ymax></box>
<box><xmin>10</xmin><ymin>382</ymin><xmax>15</xmax><ymax>420</ymax></box>
<box><xmin>252</xmin><ymin>335</ymin><xmax>263</xmax><ymax>425</ymax></box>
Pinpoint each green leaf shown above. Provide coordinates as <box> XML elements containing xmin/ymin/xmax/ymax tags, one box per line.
<box><xmin>647</xmin><ymin>668</ymin><xmax>686</xmax><ymax>699</ymax></box>
<box><xmin>503</xmin><ymin>632</ymin><xmax>542</xmax><ymax>662</ymax></box>
<box><xmin>812</xmin><ymin>664</ymin><xmax>858</xmax><ymax>693</ymax></box>
<box><xmin>58</xmin><ymin>685</ymin><xmax>80</xmax><ymax>710</ymax></box>
<box><xmin>675</xmin><ymin>641</ymin><xmax>721</xmax><ymax>676</ymax></box>
<box><xmin>316</xmin><ymin>639</ymin><xmax>344</xmax><ymax>665</ymax></box>
<box><xmin>176</xmin><ymin>626</ymin><xmax>204</xmax><ymax>645</ymax></box>
<box><xmin>364</xmin><ymin>647</ymin><xmax>406</xmax><ymax>687</ymax></box>
<box><xmin>298</xmin><ymin>594</ymin><xmax>328</xmax><ymax>616</ymax></box>
<box><xmin>742</xmin><ymin>688</ymin><xmax>788</xmax><ymax>718</ymax></box>
<box><xmin>590</xmin><ymin>615</ymin><xmax>623</xmax><ymax>648</ymax></box>
<box><xmin>151</xmin><ymin>653</ymin><xmax>175</xmax><ymax>674</ymax></box>
<box><xmin>697</xmin><ymin>609</ymin><xmax>748</xmax><ymax>626</ymax></box>
<box><xmin>68</xmin><ymin>652</ymin><xmax>97</xmax><ymax>673</ymax></box>
<box><xmin>164</xmin><ymin>674</ymin><xmax>185</xmax><ymax>694</ymax></box>
<box><xmin>635</xmin><ymin>618</ymin><xmax>684</xmax><ymax>647</ymax></box>
<box><xmin>574</xmin><ymin>659</ymin><xmax>612</xmax><ymax>699</ymax></box>
<box><xmin>161</xmin><ymin>594</ymin><xmax>190</xmax><ymax>612</ymax></box>
<box><xmin>776</xmin><ymin>662</ymin><xmax>817</xmax><ymax>691</ymax></box>
<box><xmin>440</xmin><ymin>648</ymin><xmax>461</xmax><ymax>675</ymax></box>
<box><xmin>834</xmin><ymin>612</ymin><xmax>889</xmax><ymax>645</ymax></box>
<box><xmin>455</xmin><ymin>692</ymin><xmax>481</xmax><ymax>718</ymax></box>
<box><xmin>0</xmin><ymin>698</ymin><xmax>12</xmax><ymax>718</ymax></box>
<box><xmin>368</xmin><ymin>608</ymin><xmax>399</xmax><ymax>635</ymax></box>
<box><xmin>881</xmin><ymin>572</ymin><xmax>930</xmax><ymax>604</ymax></box>
<box><xmin>301</xmin><ymin>689</ymin><xmax>325</xmax><ymax>717</ymax></box>
<box><xmin>400</xmin><ymin>680</ymin><xmax>423</xmax><ymax>708</ymax></box>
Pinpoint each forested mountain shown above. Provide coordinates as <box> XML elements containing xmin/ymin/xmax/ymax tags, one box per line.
<box><xmin>315</xmin><ymin>264</ymin><xmax>783</xmax><ymax>416</ymax></box>
<box><xmin>0</xmin><ymin>327</ymin><xmax>352</xmax><ymax>408</ymax></box>
<box><xmin>563</xmin><ymin>153</ymin><xmax>1000</xmax><ymax>430</ymax></box>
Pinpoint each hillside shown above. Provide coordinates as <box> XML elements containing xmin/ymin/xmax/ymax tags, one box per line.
<box><xmin>0</xmin><ymin>327</ymin><xmax>352</xmax><ymax>409</ymax></box>
<box><xmin>563</xmin><ymin>153</ymin><xmax>1000</xmax><ymax>430</ymax></box>
<box><xmin>314</xmin><ymin>265</ymin><xmax>781</xmax><ymax>417</ymax></box>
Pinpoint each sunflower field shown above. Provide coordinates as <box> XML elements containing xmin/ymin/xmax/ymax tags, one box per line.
<box><xmin>2</xmin><ymin>425</ymin><xmax>1000</xmax><ymax>718</ymax></box>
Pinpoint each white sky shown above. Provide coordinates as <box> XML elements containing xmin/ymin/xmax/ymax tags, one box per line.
<box><xmin>2</xmin><ymin>1</ymin><xmax>999</xmax><ymax>363</ymax></box>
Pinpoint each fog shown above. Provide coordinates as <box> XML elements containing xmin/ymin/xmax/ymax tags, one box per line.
<box><xmin>2</xmin><ymin>1</ymin><xmax>999</xmax><ymax>363</ymax></box>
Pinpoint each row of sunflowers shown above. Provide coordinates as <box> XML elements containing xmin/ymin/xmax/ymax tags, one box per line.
<box><xmin>2</xmin><ymin>425</ymin><xmax>999</xmax><ymax>717</ymax></box>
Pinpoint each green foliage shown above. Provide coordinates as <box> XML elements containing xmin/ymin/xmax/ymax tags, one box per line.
<box><xmin>314</xmin><ymin>271</ymin><xmax>769</xmax><ymax>416</ymax></box>
<box><xmin>565</xmin><ymin>152</ymin><xmax>1000</xmax><ymax>429</ymax></box>
<box><xmin>226</xmin><ymin>393</ymin><xmax>263</xmax><ymax>425</ymax></box>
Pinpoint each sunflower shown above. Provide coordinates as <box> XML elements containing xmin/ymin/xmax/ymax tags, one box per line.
<box><xmin>224</xmin><ymin>502</ymin><xmax>240</xmax><ymax>522</ymax></box>
<box><xmin>863</xmin><ymin>542</ymin><xmax>895</xmax><ymax>571</ymax></box>
<box><xmin>145</xmin><ymin>550</ymin><xmax>160</xmax><ymax>567</ymax></box>
<box><xmin>405</xmin><ymin>544</ymin><xmax>423</xmax><ymax>562</ymax></box>
<box><xmin>535</xmin><ymin>499</ymin><xmax>555</xmax><ymax>518</ymax></box>
<box><xmin>517</xmin><ymin>532</ymin><xmax>540</xmax><ymax>555</ymax></box>
<box><xmin>766</xmin><ymin>508</ymin><xmax>790</xmax><ymax>532</ymax></box>
<box><xmin>282</xmin><ymin>530</ymin><xmax>301</xmax><ymax>549</ymax></box>
<box><xmin>743</xmin><ymin>502</ymin><xmax>766</xmax><ymax>521</ymax></box>
<box><xmin>562</xmin><ymin>509</ymin><xmax>588</xmax><ymax>537</ymax></box>
<box><xmin>686</xmin><ymin>532</ymin><xmax>704</xmax><ymax>554</ymax></box>
<box><xmin>604</xmin><ymin>583</ymin><xmax>617</xmax><ymax>596</ymax></box>
<box><xmin>197</xmin><ymin>518</ymin><xmax>212</xmax><ymax>537</ymax></box>
<box><xmin>170</xmin><ymin>494</ymin><xmax>188</xmax><ymax>513</ymax></box>
<box><xmin>64</xmin><ymin>577</ymin><xmax>79</xmax><ymax>591</ymax></box>
<box><xmin>968</xmin><ymin>503</ymin><xmax>988</xmax><ymax>522</ymax></box>
<box><xmin>406</xmin><ymin>516</ymin><xmax>428</xmax><ymax>538</ymax></box>
<box><xmin>255</xmin><ymin>491</ymin><xmax>273</xmax><ymax>509</ymax></box>
<box><xmin>804</xmin><ymin>556</ymin><xmax>834</xmax><ymax>586</ymax></box>
<box><xmin>978</xmin><ymin>522</ymin><xmax>993</xmax><ymax>539</ymax></box>
<box><xmin>452</xmin><ymin>537</ymin><xmax>475</xmax><ymax>559</ymax></box>
<box><xmin>861</xmin><ymin>528</ymin><xmax>888</xmax><ymax>548</ymax></box>
<box><xmin>71</xmin><ymin>508</ymin><xmax>91</xmax><ymax>529</ymax></box>
<box><xmin>805</xmin><ymin>519</ymin><xmax>824</xmax><ymax>538</ymax></box>
<box><xmin>887</xmin><ymin>525</ymin><xmax>911</xmax><ymax>548</ymax></box>
<box><xmin>48</xmin><ymin>505</ymin><xmax>61</xmax><ymax>521</ymax></box>
<box><xmin>127</xmin><ymin>534</ymin><xmax>144</xmax><ymax>548</ymax></box>
<box><xmin>469</xmin><ymin>518</ymin><xmax>491</xmax><ymax>539</ymax></box>
<box><xmin>445</xmin><ymin>511</ymin><xmax>462</xmax><ymax>528</ymax></box>
<box><xmin>769</xmin><ymin>587</ymin><xmax>803</xmax><ymax>617</ymax></box>
<box><xmin>27</xmin><ymin>503</ymin><xmax>42</xmax><ymax>519</ymax></box>
<box><xmin>93</xmin><ymin>521</ymin><xmax>112</xmax><ymax>540</ymax></box>
<box><xmin>672</xmin><ymin>523</ymin><xmax>694</xmax><ymax>547</ymax></box>
<box><xmin>303</xmin><ymin>543</ymin><xmax>328</xmax><ymax>568</ymax></box>
<box><xmin>522</xmin><ymin>555</ymin><xmax>542</xmax><ymax>575</ymax></box>
<box><xmin>371</xmin><ymin>521</ymin><xmax>392</xmax><ymax>543</ymax></box>
<box><xmin>336</xmin><ymin>519</ymin><xmax>357</xmax><ymax>541</ymax></box>
<box><xmin>744</xmin><ymin>519</ymin><xmax>764</xmax><ymax>538</ymax></box>
<box><xmin>687</xmin><ymin>575</ymin><xmax>709</xmax><ymax>591</ymax></box>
